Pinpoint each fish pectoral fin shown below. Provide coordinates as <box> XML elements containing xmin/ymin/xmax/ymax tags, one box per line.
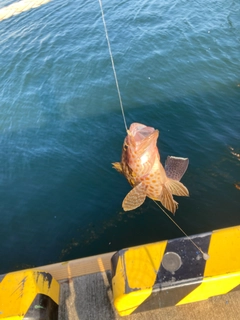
<box><xmin>165</xmin><ymin>156</ymin><xmax>189</xmax><ymax>181</ymax></box>
<box><xmin>112</xmin><ymin>162</ymin><xmax>123</xmax><ymax>174</ymax></box>
<box><xmin>159</xmin><ymin>185</ymin><xmax>178</xmax><ymax>214</ymax></box>
<box><xmin>122</xmin><ymin>182</ymin><xmax>147</xmax><ymax>211</ymax></box>
<box><xmin>166</xmin><ymin>179</ymin><xmax>189</xmax><ymax>197</ymax></box>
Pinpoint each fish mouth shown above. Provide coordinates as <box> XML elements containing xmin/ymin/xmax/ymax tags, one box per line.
<box><xmin>129</xmin><ymin>123</ymin><xmax>156</xmax><ymax>142</ymax></box>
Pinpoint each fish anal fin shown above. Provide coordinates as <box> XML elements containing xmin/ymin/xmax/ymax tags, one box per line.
<box><xmin>158</xmin><ymin>185</ymin><xmax>178</xmax><ymax>214</ymax></box>
<box><xmin>112</xmin><ymin>162</ymin><xmax>123</xmax><ymax>174</ymax></box>
<box><xmin>122</xmin><ymin>182</ymin><xmax>147</xmax><ymax>211</ymax></box>
<box><xmin>166</xmin><ymin>179</ymin><xmax>189</xmax><ymax>197</ymax></box>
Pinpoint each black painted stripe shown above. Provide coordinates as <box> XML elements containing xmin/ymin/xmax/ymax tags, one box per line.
<box><xmin>133</xmin><ymin>233</ymin><xmax>211</xmax><ymax>314</ymax></box>
<box><xmin>24</xmin><ymin>294</ymin><xmax>58</xmax><ymax>319</ymax></box>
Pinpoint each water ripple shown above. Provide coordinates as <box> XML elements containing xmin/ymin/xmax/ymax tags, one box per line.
<box><xmin>0</xmin><ymin>0</ymin><xmax>239</xmax><ymax>273</ymax></box>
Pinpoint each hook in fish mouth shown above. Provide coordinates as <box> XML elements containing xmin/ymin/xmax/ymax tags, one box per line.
<box><xmin>127</xmin><ymin>129</ymin><xmax>132</xmax><ymax>136</ymax></box>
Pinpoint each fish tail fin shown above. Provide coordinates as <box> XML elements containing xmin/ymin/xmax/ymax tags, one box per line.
<box><xmin>112</xmin><ymin>162</ymin><xmax>123</xmax><ymax>174</ymax></box>
<box><xmin>166</xmin><ymin>178</ymin><xmax>189</xmax><ymax>197</ymax></box>
<box><xmin>122</xmin><ymin>182</ymin><xmax>147</xmax><ymax>211</ymax></box>
<box><xmin>158</xmin><ymin>185</ymin><xmax>178</xmax><ymax>214</ymax></box>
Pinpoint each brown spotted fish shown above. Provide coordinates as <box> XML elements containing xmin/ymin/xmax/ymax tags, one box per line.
<box><xmin>112</xmin><ymin>123</ymin><xmax>189</xmax><ymax>214</ymax></box>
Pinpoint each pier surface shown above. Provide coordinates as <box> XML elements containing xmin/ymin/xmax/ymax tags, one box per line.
<box><xmin>36</xmin><ymin>252</ymin><xmax>240</xmax><ymax>320</ymax></box>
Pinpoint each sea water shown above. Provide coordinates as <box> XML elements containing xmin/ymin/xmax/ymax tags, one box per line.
<box><xmin>0</xmin><ymin>0</ymin><xmax>239</xmax><ymax>273</ymax></box>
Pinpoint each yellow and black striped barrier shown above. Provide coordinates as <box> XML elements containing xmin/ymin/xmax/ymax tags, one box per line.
<box><xmin>0</xmin><ymin>269</ymin><xmax>59</xmax><ymax>319</ymax></box>
<box><xmin>111</xmin><ymin>225</ymin><xmax>240</xmax><ymax>316</ymax></box>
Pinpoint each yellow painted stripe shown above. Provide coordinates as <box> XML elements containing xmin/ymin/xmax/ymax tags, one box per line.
<box><xmin>0</xmin><ymin>270</ymin><xmax>59</xmax><ymax>318</ymax></box>
<box><xmin>0</xmin><ymin>0</ymin><xmax>51</xmax><ymax>22</ymax></box>
<box><xmin>0</xmin><ymin>318</ymin><xmax>22</xmax><ymax>320</ymax></box>
<box><xmin>177</xmin><ymin>272</ymin><xmax>240</xmax><ymax>305</ymax></box>
<box><xmin>125</xmin><ymin>241</ymin><xmax>167</xmax><ymax>289</ymax></box>
<box><xmin>112</xmin><ymin>241</ymin><xmax>167</xmax><ymax>316</ymax></box>
<box><xmin>204</xmin><ymin>225</ymin><xmax>240</xmax><ymax>276</ymax></box>
<box><xmin>177</xmin><ymin>226</ymin><xmax>240</xmax><ymax>305</ymax></box>
<box><xmin>115</xmin><ymin>288</ymin><xmax>153</xmax><ymax>317</ymax></box>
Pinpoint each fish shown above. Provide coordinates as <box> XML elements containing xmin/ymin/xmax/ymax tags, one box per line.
<box><xmin>112</xmin><ymin>122</ymin><xmax>189</xmax><ymax>214</ymax></box>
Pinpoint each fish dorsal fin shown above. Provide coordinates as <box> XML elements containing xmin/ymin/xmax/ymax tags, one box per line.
<box><xmin>166</xmin><ymin>179</ymin><xmax>189</xmax><ymax>197</ymax></box>
<box><xmin>159</xmin><ymin>185</ymin><xmax>178</xmax><ymax>214</ymax></box>
<box><xmin>165</xmin><ymin>156</ymin><xmax>189</xmax><ymax>181</ymax></box>
<box><xmin>122</xmin><ymin>182</ymin><xmax>147</xmax><ymax>211</ymax></box>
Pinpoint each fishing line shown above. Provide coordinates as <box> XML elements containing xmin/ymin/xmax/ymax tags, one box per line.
<box><xmin>98</xmin><ymin>0</ymin><xmax>128</xmax><ymax>132</ymax></box>
<box><xmin>98</xmin><ymin>0</ymin><xmax>209</xmax><ymax>261</ymax></box>
<box><xmin>153</xmin><ymin>200</ymin><xmax>210</xmax><ymax>260</ymax></box>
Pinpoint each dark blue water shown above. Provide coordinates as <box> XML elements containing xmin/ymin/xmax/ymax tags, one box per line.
<box><xmin>0</xmin><ymin>0</ymin><xmax>239</xmax><ymax>274</ymax></box>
